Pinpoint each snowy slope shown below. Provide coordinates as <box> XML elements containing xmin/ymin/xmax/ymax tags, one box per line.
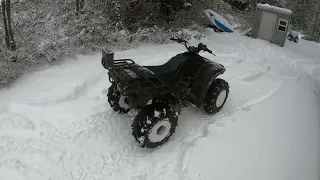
<box><xmin>0</xmin><ymin>31</ymin><xmax>319</xmax><ymax>180</ymax></box>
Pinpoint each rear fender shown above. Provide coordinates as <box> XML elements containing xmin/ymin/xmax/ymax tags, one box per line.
<box><xmin>189</xmin><ymin>63</ymin><xmax>225</xmax><ymax>107</ymax></box>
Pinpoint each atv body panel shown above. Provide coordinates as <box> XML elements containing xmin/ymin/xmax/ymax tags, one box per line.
<box><xmin>160</xmin><ymin>52</ymin><xmax>226</xmax><ymax>107</ymax></box>
<box><xmin>187</xmin><ymin>57</ymin><xmax>226</xmax><ymax>107</ymax></box>
<box><xmin>102</xmin><ymin>50</ymin><xmax>225</xmax><ymax>109</ymax></box>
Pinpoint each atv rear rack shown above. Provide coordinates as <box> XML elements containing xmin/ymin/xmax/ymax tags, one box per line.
<box><xmin>108</xmin><ymin>68</ymin><xmax>171</xmax><ymax>95</ymax></box>
<box><xmin>101</xmin><ymin>49</ymin><xmax>135</xmax><ymax>69</ymax></box>
<box><xmin>102</xmin><ymin>49</ymin><xmax>173</xmax><ymax>96</ymax></box>
<box><xmin>102</xmin><ymin>57</ymin><xmax>135</xmax><ymax>69</ymax></box>
<box><xmin>113</xmin><ymin>59</ymin><xmax>135</xmax><ymax>68</ymax></box>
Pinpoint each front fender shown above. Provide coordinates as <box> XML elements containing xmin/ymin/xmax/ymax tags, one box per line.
<box><xmin>188</xmin><ymin>63</ymin><xmax>225</xmax><ymax>107</ymax></box>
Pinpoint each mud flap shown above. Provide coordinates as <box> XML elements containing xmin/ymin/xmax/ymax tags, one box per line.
<box><xmin>172</xmin><ymin>103</ymin><xmax>182</xmax><ymax>115</ymax></box>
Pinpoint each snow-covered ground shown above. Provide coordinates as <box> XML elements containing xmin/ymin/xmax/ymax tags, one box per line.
<box><xmin>0</xmin><ymin>31</ymin><xmax>319</xmax><ymax>180</ymax></box>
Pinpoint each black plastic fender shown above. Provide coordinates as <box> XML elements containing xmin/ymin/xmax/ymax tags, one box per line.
<box><xmin>188</xmin><ymin>61</ymin><xmax>225</xmax><ymax>107</ymax></box>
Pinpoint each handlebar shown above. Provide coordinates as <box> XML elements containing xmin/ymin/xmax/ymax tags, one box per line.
<box><xmin>170</xmin><ymin>37</ymin><xmax>189</xmax><ymax>49</ymax></box>
<box><xmin>170</xmin><ymin>37</ymin><xmax>187</xmax><ymax>44</ymax></box>
<box><xmin>170</xmin><ymin>37</ymin><xmax>216</xmax><ymax>56</ymax></box>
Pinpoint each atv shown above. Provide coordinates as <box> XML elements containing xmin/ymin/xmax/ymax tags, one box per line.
<box><xmin>101</xmin><ymin>37</ymin><xmax>229</xmax><ymax>148</ymax></box>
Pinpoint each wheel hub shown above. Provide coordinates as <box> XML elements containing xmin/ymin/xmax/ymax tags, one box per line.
<box><xmin>148</xmin><ymin>120</ymin><xmax>172</xmax><ymax>143</ymax></box>
<box><xmin>216</xmin><ymin>90</ymin><xmax>227</xmax><ymax>108</ymax></box>
<box><xmin>157</xmin><ymin>126</ymin><xmax>166</xmax><ymax>135</ymax></box>
<box><xmin>118</xmin><ymin>95</ymin><xmax>129</xmax><ymax>109</ymax></box>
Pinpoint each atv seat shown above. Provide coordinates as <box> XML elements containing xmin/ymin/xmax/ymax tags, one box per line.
<box><xmin>144</xmin><ymin>54</ymin><xmax>184</xmax><ymax>76</ymax></box>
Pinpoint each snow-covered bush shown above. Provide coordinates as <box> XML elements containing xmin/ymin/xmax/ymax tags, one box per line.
<box><xmin>1</xmin><ymin>0</ymin><xmax>318</xmax><ymax>88</ymax></box>
<box><xmin>2</xmin><ymin>0</ymin><xmax>230</xmax><ymax>87</ymax></box>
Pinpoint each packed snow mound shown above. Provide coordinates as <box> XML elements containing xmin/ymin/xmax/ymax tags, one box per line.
<box><xmin>313</xmin><ymin>65</ymin><xmax>320</xmax><ymax>80</ymax></box>
<box><xmin>312</xmin><ymin>65</ymin><xmax>320</xmax><ymax>95</ymax></box>
<box><xmin>0</xmin><ymin>32</ymin><xmax>319</xmax><ymax>180</ymax></box>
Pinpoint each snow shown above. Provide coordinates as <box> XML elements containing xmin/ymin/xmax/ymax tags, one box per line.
<box><xmin>154</xmin><ymin>110</ymin><xmax>161</xmax><ymax>118</ymax></box>
<box><xmin>257</xmin><ymin>3</ymin><xmax>292</xmax><ymax>15</ymax></box>
<box><xmin>0</xmin><ymin>31</ymin><xmax>320</xmax><ymax>180</ymax></box>
<box><xmin>186</xmin><ymin>79</ymin><xmax>320</xmax><ymax>180</ymax></box>
<box><xmin>312</xmin><ymin>65</ymin><xmax>320</xmax><ymax>95</ymax></box>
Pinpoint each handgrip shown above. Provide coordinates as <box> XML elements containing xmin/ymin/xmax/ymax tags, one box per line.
<box><xmin>170</xmin><ymin>37</ymin><xmax>186</xmax><ymax>44</ymax></box>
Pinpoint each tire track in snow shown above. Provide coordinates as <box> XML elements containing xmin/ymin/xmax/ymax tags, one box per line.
<box><xmin>173</xmin><ymin>76</ymin><xmax>283</xmax><ymax>180</ymax></box>
<box><xmin>0</xmin><ymin>109</ymin><xmax>110</xmax><ymax>178</ymax></box>
<box><xmin>19</xmin><ymin>71</ymin><xmax>107</xmax><ymax>106</ymax></box>
<box><xmin>0</xmin><ymin>70</ymin><xmax>140</xmax><ymax>179</ymax></box>
<box><xmin>0</xmin><ymin>74</ymin><xmax>105</xmax><ymax>141</ymax></box>
<box><xmin>0</xmin><ymin>112</ymin><xmax>35</xmax><ymax>130</ymax></box>
<box><xmin>176</xmin><ymin>139</ymin><xmax>199</xmax><ymax>180</ymax></box>
<box><xmin>49</xmin><ymin>140</ymin><xmax>140</xmax><ymax>180</ymax></box>
<box><xmin>0</xmin><ymin>111</ymin><xmax>112</xmax><ymax>179</ymax></box>
<box><xmin>170</xmin><ymin>112</ymin><xmax>214</xmax><ymax>180</ymax></box>
<box><xmin>55</xmin><ymin>72</ymin><xmax>106</xmax><ymax>103</ymax></box>
<box><xmin>40</xmin><ymin>110</ymin><xmax>139</xmax><ymax>179</ymax></box>
<box><xmin>172</xmin><ymin>111</ymin><xmax>235</xmax><ymax>180</ymax></box>
<box><xmin>0</xmin><ymin>158</ymin><xmax>47</xmax><ymax>179</ymax></box>
<box><xmin>239</xmin><ymin>66</ymin><xmax>270</xmax><ymax>82</ymax></box>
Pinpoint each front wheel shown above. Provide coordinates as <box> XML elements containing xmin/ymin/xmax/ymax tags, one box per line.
<box><xmin>203</xmin><ymin>78</ymin><xmax>229</xmax><ymax>114</ymax></box>
<box><xmin>131</xmin><ymin>102</ymin><xmax>178</xmax><ymax>148</ymax></box>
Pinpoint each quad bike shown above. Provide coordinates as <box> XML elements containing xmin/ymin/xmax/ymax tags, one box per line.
<box><xmin>101</xmin><ymin>37</ymin><xmax>229</xmax><ymax>148</ymax></box>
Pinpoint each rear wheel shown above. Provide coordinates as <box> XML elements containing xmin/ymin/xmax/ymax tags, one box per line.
<box><xmin>131</xmin><ymin>102</ymin><xmax>178</xmax><ymax>148</ymax></box>
<box><xmin>107</xmin><ymin>83</ymin><xmax>130</xmax><ymax>114</ymax></box>
<box><xmin>203</xmin><ymin>78</ymin><xmax>229</xmax><ymax>114</ymax></box>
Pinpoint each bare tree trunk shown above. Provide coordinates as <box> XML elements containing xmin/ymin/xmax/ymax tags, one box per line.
<box><xmin>80</xmin><ymin>0</ymin><xmax>84</xmax><ymax>10</ymax></box>
<box><xmin>1</xmin><ymin>0</ymin><xmax>16</xmax><ymax>51</ymax></box>
<box><xmin>249</xmin><ymin>0</ymin><xmax>257</xmax><ymax>11</ymax></box>
<box><xmin>6</xmin><ymin>0</ymin><xmax>16</xmax><ymax>50</ymax></box>
<box><xmin>75</xmin><ymin>0</ymin><xmax>79</xmax><ymax>15</ymax></box>
<box><xmin>311</xmin><ymin>3</ymin><xmax>320</xmax><ymax>37</ymax></box>
<box><xmin>76</xmin><ymin>0</ymin><xmax>85</xmax><ymax>16</ymax></box>
<box><xmin>1</xmin><ymin>0</ymin><xmax>10</xmax><ymax>48</ymax></box>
